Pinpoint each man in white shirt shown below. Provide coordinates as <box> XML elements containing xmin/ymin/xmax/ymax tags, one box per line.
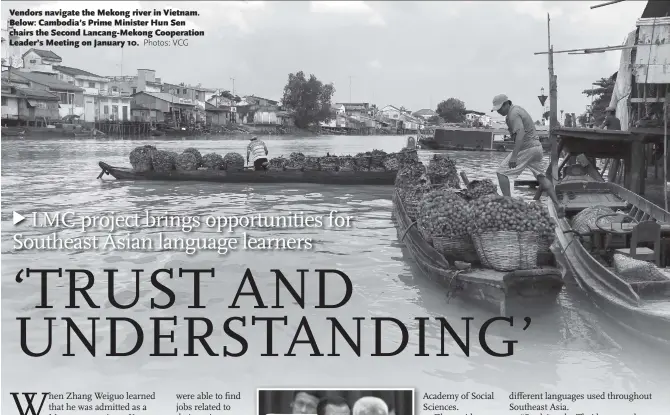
<box><xmin>352</xmin><ymin>397</ymin><xmax>388</xmax><ymax>415</ymax></box>
<box><xmin>247</xmin><ymin>136</ymin><xmax>269</xmax><ymax>170</ymax></box>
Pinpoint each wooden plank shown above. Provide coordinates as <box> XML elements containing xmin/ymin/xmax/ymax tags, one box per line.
<box><xmin>588</xmin><ymin>223</ymin><xmax>670</xmax><ymax>233</ymax></box>
<box><xmin>564</xmin><ymin>200</ymin><xmax>629</xmax><ymax>212</ymax></box>
<box><xmin>630</xmin><ymin>97</ymin><xmax>666</xmax><ymax>103</ymax></box>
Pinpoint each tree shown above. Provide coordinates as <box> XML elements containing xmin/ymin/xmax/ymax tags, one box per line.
<box><xmin>543</xmin><ymin>111</ymin><xmax>550</xmax><ymax>120</ymax></box>
<box><xmin>535</xmin><ymin>120</ymin><xmax>542</xmax><ymax>126</ymax></box>
<box><xmin>427</xmin><ymin>115</ymin><xmax>439</xmax><ymax>124</ymax></box>
<box><xmin>564</xmin><ymin>113</ymin><xmax>573</xmax><ymax>127</ymax></box>
<box><xmin>281</xmin><ymin>71</ymin><xmax>335</xmax><ymax>128</ymax></box>
<box><xmin>577</xmin><ymin>113</ymin><xmax>588</xmax><ymax>127</ymax></box>
<box><xmin>436</xmin><ymin>98</ymin><xmax>466</xmax><ymax>123</ymax></box>
<box><xmin>582</xmin><ymin>74</ymin><xmax>616</xmax><ymax>126</ymax></box>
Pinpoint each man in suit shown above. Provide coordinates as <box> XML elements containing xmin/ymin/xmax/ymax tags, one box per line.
<box><xmin>352</xmin><ymin>396</ymin><xmax>388</xmax><ymax>415</ymax></box>
<box><xmin>290</xmin><ymin>390</ymin><xmax>322</xmax><ymax>414</ymax></box>
<box><xmin>316</xmin><ymin>395</ymin><xmax>351</xmax><ymax>415</ymax></box>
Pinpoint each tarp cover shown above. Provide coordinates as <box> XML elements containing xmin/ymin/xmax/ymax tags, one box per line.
<box><xmin>609</xmin><ymin>30</ymin><xmax>636</xmax><ymax>131</ymax></box>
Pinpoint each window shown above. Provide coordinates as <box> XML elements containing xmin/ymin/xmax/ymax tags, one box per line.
<box><xmin>183</xmin><ymin>88</ymin><xmax>187</xmax><ymax>94</ymax></box>
<box><xmin>88</xmin><ymin>82</ymin><xmax>95</xmax><ymax>88</ymax></box>
<box><xmin>1</xmin><ymin>96</ymin><xmax>7</xmax><ymax>106</ymax></box>
<box><xmin>30</xmin><ymin>59</ymin><xmax>36</xmax><ymax>64</ymax></box>
<box><xmin>112</xmin><ymin>105</ymin><xmax>118</xmax><ymax>115</ymax></box>
<box><xmin>112</xmin><ymin>87</ymin><xmax>118</xmax><ymax>93</ymax></box>
<box><xmin>132</xmin><ymin>88</ymin><xmax>137</xmax><ymax>94</ymax></box>
<box><xmin>104</xmin><ymin>106</ymin><xmax>109</xmax><ymax>114</ymax></box>
<box><xmin>57</xmin><ymin>92</ymin><xmax>75</xmax><ymax>105</ymax></box>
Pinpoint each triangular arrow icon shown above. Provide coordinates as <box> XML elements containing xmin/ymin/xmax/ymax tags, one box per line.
<box><xmin>13</xmin><ymin>211</ymin><xmax>26</xmax><ymax>225</ymax></box>
<box><xmin>538</xmin><ymin>95</ymin><xmax>548</xmax><ymax>106</ymax></box>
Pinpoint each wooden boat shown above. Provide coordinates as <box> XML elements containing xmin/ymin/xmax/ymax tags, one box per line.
<box><xmin>418</xmin><ymin>127</ymin><xmax>511</xmax><ymax>151</ymax></box>
<box><xmin>1</xmin><ymin>128</ymin><xmax>25</xmax><ymax>137</ymax></box>
<box><xmin>392</xmin><ymin>189</ymin><xmax>564</xmax><ymax>315</ymax></box>
<box><xmin>547</xmin><ymin>165</ymin><xmax>670</xmax><ymax>346</ymax></box>
<box><xmin>98</xmin><ymin>161</ymin><xmax>397</xmax><ymax>185</ymax></box>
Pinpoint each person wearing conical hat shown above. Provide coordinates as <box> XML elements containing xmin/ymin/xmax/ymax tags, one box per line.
<box><xmin>491</xmin><ymin>94</ymin><xmax>564</xmax><ymax>217</ymax></box>
<box><xmin>246</xmin><ymin>136</ymin><xmax>269</xmax><ymax>170</ymax></box>
<box><xmin>601</xmin><ymin>106</ymin><xmax>621</xmax><ymax>130</ymax></box>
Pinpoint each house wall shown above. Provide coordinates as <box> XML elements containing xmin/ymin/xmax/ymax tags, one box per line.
<box><xmin>1</xmin><ymin>96</ymin><xmax>19</xmax><ymax>119</ymax></box>
<box><xmin>380</xmin><ymin>106</ymin><xmax>401</xmax><ymax>120</ymax></box>
<box><xmin>99</xmin><ymin>97</ymin><xmax>131</xmax><ymax>121</ymax></box>
<box><xmin>253</xmin><ymin>111</ymin><xmax>279</xmax><ymax>125</ymax></box>
<box><xmin>206</xmin><ymin>111</ymin><xmax>227</xmax><ymax>125</ymax></box>
<box><xmin>19</xmin><ymin>98</ymin><xmax>60</xmax><ymax>120</ymax></box>
<box><xmin>131</xmin><ymin>109</ymin><xmax>164</xmax><ymax>123</ymax></box>
<box><xmin>132</xmin><ymin>93</ymin><xmax>171</xmax><ymax>113</ymax></box>
<box><xmin>22</xmin><ymin>51</ymin><xmax>59</xmax><ymax>73</ymax></box>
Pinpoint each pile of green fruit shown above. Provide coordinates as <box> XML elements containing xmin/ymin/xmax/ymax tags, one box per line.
<box><xmin>394</xmin><ymin>162</ymin><xmax>427</xmax><ymax>192</ymax></box>
<box><xmin>223</xmin><ymin>152</ymin><xmax>245</xmax><ymax>168</ymax></box>
<box><xmin>467</xmin><ymin>194</ymin><xmax>555</xmax><ymax>235</ymax></box>
<box><xmin>462</xmin><ymin>179</ymin><xmax>499</xmax><ymax>200</ymax></box>
<box><xmin>417</xmin><ymin>188</ymin><xmax>471</xmax><ymax>238</ymax></box>
<box><xmin>426</xmin><ymin>154</ymin><xmax>460</xmax><ymax>188</ymax></box>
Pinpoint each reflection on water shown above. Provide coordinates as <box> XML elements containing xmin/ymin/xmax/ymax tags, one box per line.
<box><xmin>2</xmin><ymin>136</ymin><xmax>669</xmax><ymax>413</ymax></box>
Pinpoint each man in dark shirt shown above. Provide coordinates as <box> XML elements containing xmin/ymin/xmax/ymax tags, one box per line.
<box><xmin>601</xmin><ymin>106</ymin><xmax>622</xmax><ymax>130</ymax></box>
<box><xmin>290</xmin><ymin>390</ymin><xmax>322</xmax><ymax>414</ymax></box>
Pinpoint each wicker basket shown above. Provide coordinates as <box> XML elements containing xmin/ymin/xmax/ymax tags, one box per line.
<box><xmin>538</xmin><ymin>234</ymin><xmax>554</xmax><ymax>253</ymax></box>
<box><xmin>471</xmin><ymin>231</ymin><xmax>539</xmax><ymax>271</ymax></box>
<box><xmin>419</xmin><ymin>226</ymin><xmax>433</xmax><ymax>245</ymax></box>
<box><xmin>405</xmin><ymin>200</ymin><xmax>420</xmax><ymax>220</ymax></box>
<box><xmin>432</xmin><ymin>234</ymin><xmax>479</xmax><ymax>263</ymax></box>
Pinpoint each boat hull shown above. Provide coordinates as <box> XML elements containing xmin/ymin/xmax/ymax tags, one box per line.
<box><xmin>547</xmin><ymin>180</ymin><xmax>670</xmax><ymax>346</ymax></box>
<box><xmin>99</xmin><ymin>162</ymin><xmax>397</xmax><ymax>185</ymax></box>
<box><xmin>393</xmin><ymin>190</ymin><xmax>563</xmax><ymax>315</ymax></box>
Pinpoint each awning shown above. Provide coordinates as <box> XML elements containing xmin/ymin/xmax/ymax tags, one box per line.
<box><xmin>26</xmin><ymin>99</ymin><xmax>38</xmax><ymax>107</ymax></box>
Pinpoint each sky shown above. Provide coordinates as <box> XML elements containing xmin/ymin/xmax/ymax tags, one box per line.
<box><xmin>1</xmin><ymin>0</ymin><xmax>648</xmax><ymax>121</ymax></box>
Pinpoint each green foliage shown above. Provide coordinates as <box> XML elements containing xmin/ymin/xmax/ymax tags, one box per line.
<box><xmin>543</xmin><ymin>111</ymin><xmax>550</xmax><ymax>120</ymax></box>
<box><xmin>582</xmin><ymin>74</ymin><xmax>616</xmax><ymax>126</ymax></box>
<box><xmin>577</xmin><ymin>113</ymin><xmax>588</xmax><ymax>127</ymax></box>
<box><xmin>564</xmin><ymin>113</ymin><xmax>573</xmax><ymax>127</ymax></box>
<box><xmin>281</xmin><ymin>71</ymin><xmax>335</xmax><ymax>128</ymax></box>
<box><xmin>436</xmin><ymin>98</ymin><xmax>466</xmax><ymax>123</ymax></box>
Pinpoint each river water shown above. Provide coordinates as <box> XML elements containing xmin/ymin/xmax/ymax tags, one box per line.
<box><xmin>1</xmin><ymin>135</ymin><xmax>668</xmax><ymax>414</ymax></box>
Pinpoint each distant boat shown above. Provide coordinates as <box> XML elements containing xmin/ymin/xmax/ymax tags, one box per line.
<box><xmin>1</xmin><ymin>128</ymin><xmax>25</xmax><ymax>137</ymax></box>
<box><xmin>418</xmin><ymin>126</ymin><xmax>512</xmax><ymax>151</ymax></box>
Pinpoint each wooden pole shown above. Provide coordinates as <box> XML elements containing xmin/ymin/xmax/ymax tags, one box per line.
<box><xmin>548</xmin><ymin>13</ymin><xmax>558</xmax><ymax>181</ymax></box>
<box><xmin>665</xmin><ymin>92</ymin><xmax>669</xmax><ymax>211</ymax></box>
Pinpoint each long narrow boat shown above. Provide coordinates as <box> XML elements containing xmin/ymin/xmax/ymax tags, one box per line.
<box><xmin>98</xmin><ymin>161</ymin><xmax>397</xmax><ymax>185</ymax></box>
<box><xmin>392</xmin><ymin>189</ymin><xmax>564</xmax><ymax>315</ymax></box>
<box><xmin>547</xmin><ymin>167</ymin><xmax>670</xmax><ymax>346</ymax></box>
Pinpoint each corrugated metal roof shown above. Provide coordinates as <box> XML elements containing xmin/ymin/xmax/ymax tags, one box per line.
<box><xmin>642</xmin><ymin>1</ymin><xmax>670</xmax><ymax>18</ymax></box>
<box><xmin>15</xmin><ymin>86</ymin><xmax>60</xmax><ymax>100</ymax></box>
<box><xmin>11</xmin><ymin>71</ymin><xmax>83</xmax><ymax>91</ymax></box>
<box><xmin>22</xmin><ymin>48</ymin><xmax>62</xmax><ymax>61</ymax></box>
<box><xmin>413</xmin><ymin>109</ymin><xmax>437</xmax><ymax>116</ymax></box>
<box><xmin>137</xmin><ymin>91</ymin><xmax>196</xmax><ymax>106</ymax></box>
<box><xmin>53</xmin><ymin>65</ymin><xmax>105</xmax><ymax>79</ymax></box>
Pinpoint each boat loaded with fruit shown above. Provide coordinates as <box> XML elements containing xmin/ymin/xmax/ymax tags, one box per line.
<box><xmin>392</xmin><ymin>153</ymin><xmax>564</xmax><ymax>315</ymax></box>
<box><xmin>98</xmin><ymin>145</ymin><xmax>417</xmax><ymax>185</ymax></box>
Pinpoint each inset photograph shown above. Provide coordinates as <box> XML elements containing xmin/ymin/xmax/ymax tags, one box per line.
<box><xmin>257</xmin><ymin>388</ymin><xmax>414</xmax><ymax>415</ymax></box>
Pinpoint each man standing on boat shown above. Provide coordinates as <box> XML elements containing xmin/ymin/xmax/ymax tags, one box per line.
<box><xmin>491</xmin><ymin>94</ymin><xmax>564</xmax><ymax>217</ymax></box>
<box><xmin>247</xmin><ymin>136</ymin><xmax>269</xmax><ymax>170</ymax></box>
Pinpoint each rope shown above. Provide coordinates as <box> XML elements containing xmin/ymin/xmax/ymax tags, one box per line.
<box><xmin>400</xmin><ymin>220</ymin><xmax>418</xmax><ymax>242</ymax></box>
